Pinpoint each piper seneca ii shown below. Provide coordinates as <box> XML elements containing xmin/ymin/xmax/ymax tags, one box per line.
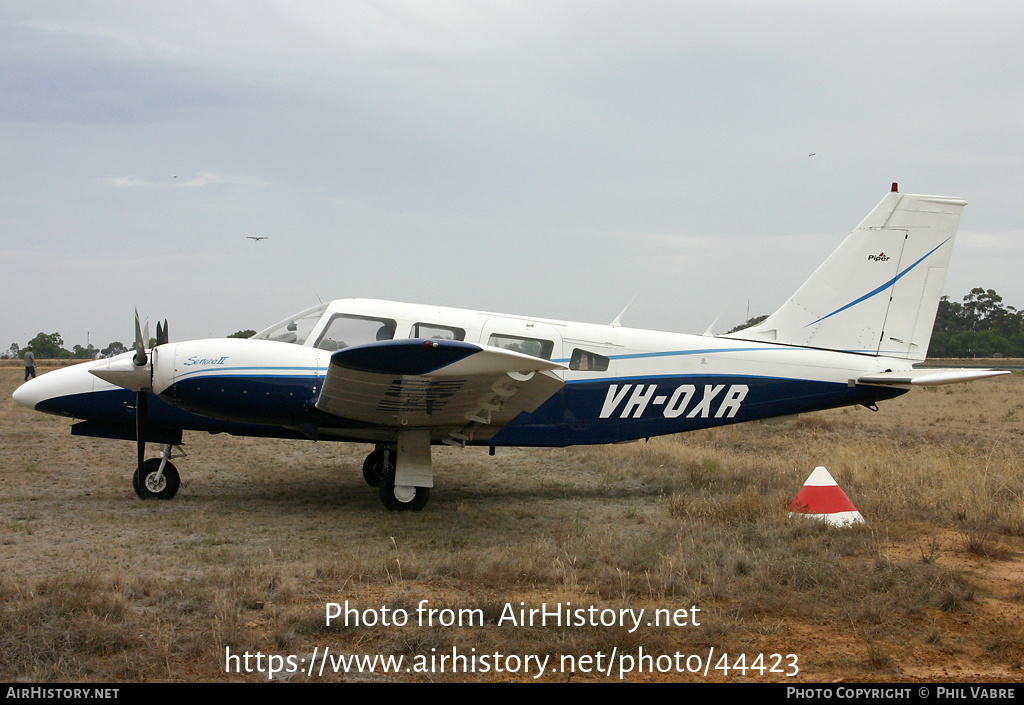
<box><xmin>13</xmin><ymin>186</ymin><xmax>1007</xmax><ymax>511</ymax></box>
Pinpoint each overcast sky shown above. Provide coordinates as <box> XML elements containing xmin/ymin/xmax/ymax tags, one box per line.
<box><xmin>3</xmin><ymin>1</ymin><xmax>1023</xmax><ymax>351</ymax></box>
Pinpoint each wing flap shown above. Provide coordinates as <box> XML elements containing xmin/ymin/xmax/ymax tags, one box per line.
<box><xmin>316</xmin><ymin>339</ymin><xmax>565</xmax><ymax>432</ymax></box>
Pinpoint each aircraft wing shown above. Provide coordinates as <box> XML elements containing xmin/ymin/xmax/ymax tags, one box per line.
<box><xmin>315</xmin><ymin>339</ymin><xmax>565</xmax><ymax>442</ymax></box>
<box><xmin>856</xmin><ymin>368</ymin><xmax>1010</xmax><ymax>386</ymax></box>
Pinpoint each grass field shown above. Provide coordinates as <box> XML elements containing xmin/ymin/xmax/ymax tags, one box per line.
<box><xmin>2</xmin><ymin>364</ymin><xmax>1023</xmax><ymax>682</ymax></box>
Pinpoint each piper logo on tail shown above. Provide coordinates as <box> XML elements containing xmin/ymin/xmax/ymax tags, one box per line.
<box><xmin>867</xmin><ymin>252</ymin><xmax>890</xmax><ymax>262</ymax></box>
<box><xmin>599</xmin><ymin>383</ymin><xmax>748</xmax><ymax>419</ymax></box>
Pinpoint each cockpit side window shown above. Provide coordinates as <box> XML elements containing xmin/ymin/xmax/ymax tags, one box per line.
<box><xmin>252</xmin><ymin>304</ymin><xmax>328</xmax><ymax>345</ymax></box>
<box><xmin>569</xmin><ymin>348</ymin><xmax>610</xmax><ymax>371</ymax></box>
<box><xmin>314</xmin><ymin>314</ymin><xmax>397</xmax><ymax>351</ymax></box>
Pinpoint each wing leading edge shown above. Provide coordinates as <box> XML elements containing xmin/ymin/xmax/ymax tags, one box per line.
<box><xmin>315</xmin><ymin>339</ymin><xmax>565</xmax><ymax>445</ymax></box>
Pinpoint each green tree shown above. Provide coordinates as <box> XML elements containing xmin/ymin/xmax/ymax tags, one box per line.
<box><xmin>933</xmin><ymin>296</ymin><xmax>964</xmax><ymax>336</ymax></box>
<box><xmin>72</xmin><ymin>344</ymin><xmax>98</xmax><ymax>360</ymax></box>
<box><xmin>726</xmin><ymin>314</ymin><xmax>769</xmax><ymax>335</ymax></box>
<box><xmin>963</xmin><ymin>288</ymin><xmax>1009</xmax><ymax>332</ymax></box>
<box><xmin>228</xmin><ymin>330</ymin><xmax>256</xmax><ymax>339</ymax></box>
<box><xmin>101</xmin><ymin>341</ymin><xmax>128</xmax><ymax>357</ymax></box>
<box><xmin>26</xmin><ymin>332</ymin><xmax>70</xmax><ymax>359</ymax></box>
<box><xmin>930</xmin><ymin>288</ymin><xmax>1024</xmax><ymax>357</ymax></box>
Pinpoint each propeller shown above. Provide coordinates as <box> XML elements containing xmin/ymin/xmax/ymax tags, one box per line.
<box><xmin>89</xmin><ymin>309</ymin><xmax>170</xmax><ymax>483</ymax></box>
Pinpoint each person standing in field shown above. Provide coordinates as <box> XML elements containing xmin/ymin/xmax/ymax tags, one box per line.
<box><xmin>23</xmin><ymin>347</ymin><xmax>35</xmax><ymax>381</ymax></box>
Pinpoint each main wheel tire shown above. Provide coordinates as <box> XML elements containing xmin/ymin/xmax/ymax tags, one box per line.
<box><xmin>362</xmin><ymin>449</ymin><xmax>385</xmax><ymax>488</ymax></box>
<box><xmin>377</xmin><ymin>463</ymin><xmax>430</xmax><ymax>512</ymax></box>
<box><xmin>133</xmin><ymin>458</ymin><xmax>180</xmax><ymax>500</ymax></box>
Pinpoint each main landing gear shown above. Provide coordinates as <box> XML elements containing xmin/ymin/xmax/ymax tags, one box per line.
<box><xmin>133</xmin><ymin>444</ymin><xmax>186</xmax><ymax>500</ymax></box>
<box><xmin>362</xmin><ymin>431</ymin><xmax>433</xmax><ymax>511</ymax></box>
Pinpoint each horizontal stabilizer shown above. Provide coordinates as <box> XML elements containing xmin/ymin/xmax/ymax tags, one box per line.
<box><xmin>856</xmin><ymin>369</ymin><xmax>1010</xmax><ymax>386</ymax></box>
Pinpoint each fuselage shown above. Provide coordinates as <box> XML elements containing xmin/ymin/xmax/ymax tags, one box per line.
<box><xmin>13</xmin><ymin>298</ymin><xmax>908</xmax><ymax>447</ymax></box>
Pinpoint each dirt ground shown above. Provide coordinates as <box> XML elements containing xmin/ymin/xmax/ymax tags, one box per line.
<box><xmin>2</xmin><ymin>364</ymin><xmax>1023</xmax><ymax>683</ymax></box>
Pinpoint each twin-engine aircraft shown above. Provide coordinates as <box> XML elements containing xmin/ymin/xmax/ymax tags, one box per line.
<box><xmin>13</xmin><ymin>186</ymin><xmax>1007</xmax><ymax>510</ymax></box>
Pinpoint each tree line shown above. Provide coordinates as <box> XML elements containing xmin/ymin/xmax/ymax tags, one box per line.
<box><xmin>2</xmin><ymin>330</ymin><xmax>256</xmax><ymax>361</ymax></box>
<box><xmin>930</xmin><ymin>288</ymin><xmax>1024</xmax><ymax>358</ymax></box>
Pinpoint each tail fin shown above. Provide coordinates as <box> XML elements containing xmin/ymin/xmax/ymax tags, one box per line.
<box><xmin>725</xmin><ymin>187</ymin><xmax>967</xmax><ymax>360</ymax></box>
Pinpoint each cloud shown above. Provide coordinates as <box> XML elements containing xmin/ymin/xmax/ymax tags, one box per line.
<box><xmin>175</xmin><ymin>172</ymin><xmax>269</xmax><ymax>189</ymax></box>
<box><xmin>105</xmin><ymin>175</ymin><xmax>154</xmax><ymax>188</ymax></box>
<box><xmin>103</xmin><ymin>172</ymin><xmax>268</xmax><ymax>189</ymax></box>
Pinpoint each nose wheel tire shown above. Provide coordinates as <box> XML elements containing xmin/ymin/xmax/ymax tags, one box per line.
<box><xmin>133</xmin><ymin>458</ymin><xmax>180</xmax><ymax>500</ymax></box>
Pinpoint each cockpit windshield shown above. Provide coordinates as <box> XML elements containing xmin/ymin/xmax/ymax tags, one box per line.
<box><xmin>252</xmin><ymin>304</ymin><xmax>328</xmax><ymax>345</ymax></box>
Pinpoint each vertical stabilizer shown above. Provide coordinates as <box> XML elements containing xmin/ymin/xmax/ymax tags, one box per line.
<box><xmin>725</xmin><ymin>189</ymin><xmax>966</xmax><ymax>360</ymax></box>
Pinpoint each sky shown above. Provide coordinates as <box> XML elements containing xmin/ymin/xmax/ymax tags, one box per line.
<box><xmin>3</xmin><ymin>1</ymin><xmax>1023</xmax><ymax>351</ymax></box>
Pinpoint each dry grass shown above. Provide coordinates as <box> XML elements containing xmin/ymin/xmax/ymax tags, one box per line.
<box><xmin>2</xmin><ymin>366</ymin><xmax>1024</xmax><ymax>682</ymax></box>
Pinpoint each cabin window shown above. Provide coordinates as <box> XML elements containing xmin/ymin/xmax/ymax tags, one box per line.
<box><xmin>569</xmin><ymin>348</ymin><xmax>610</xmax><ymax>371</ymax></box>
<box><xmin>487</xmin><ymin>334</ymin><xmax>554</xmax><ymax>360</ymax></box>
<box><xmin>413</xmin><ymin>323</ymin><xmax>466</xmax><ymax>341</ymax></box>
<box><xmin>315</xmin><ymin>314</ymin><xmax>397</xmax><ymax>351</ymax></box>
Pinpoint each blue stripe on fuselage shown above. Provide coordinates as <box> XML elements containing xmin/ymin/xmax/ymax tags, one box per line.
<box><xmin>552</xmin><ymin>346</ymin><xmax>774</xmax><ymax>364</ymax></box>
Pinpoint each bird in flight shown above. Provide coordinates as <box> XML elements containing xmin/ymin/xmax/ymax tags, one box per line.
<box><xmin>247</xmin><ymin>236</ymin><xmax>269</xmax><ymax>242</ymax></box>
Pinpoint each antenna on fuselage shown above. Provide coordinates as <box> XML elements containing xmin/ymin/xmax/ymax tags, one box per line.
<box><xmin>702</xmin><ymin>305</ymin><xmax>730</xmax><ymax>337</ymax></box>
<box><xmin>610</xmin><ymin>291</ymin><xmax>641</xmax><ymax>328</ymax></box>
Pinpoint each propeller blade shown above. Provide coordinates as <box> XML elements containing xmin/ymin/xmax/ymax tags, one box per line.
<box><xmin>155</xmin><ymin>319</ymin><xmax>169</xmax><ymax>346</ymax></box>
<box><xmin>133</xmin><ymin>309</ymin><xmax>147</xmax><ymax>366</ymax></box>
<box><xmin>134</xmin><ymin>309</ymin><xmax>144</xmax><ymax>351</ymax></box>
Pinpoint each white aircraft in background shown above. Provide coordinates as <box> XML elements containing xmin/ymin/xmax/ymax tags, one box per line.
<box><xmin>13</xmin><ymin>185</ymin><xmax>1007</xmax><ymax>511</ymax></box>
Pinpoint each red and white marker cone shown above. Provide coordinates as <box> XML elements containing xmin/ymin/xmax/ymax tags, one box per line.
<box><xmin>788</xmin><ymin>466</ymin><xmax>864</xmax><ymax>527</ymax></box>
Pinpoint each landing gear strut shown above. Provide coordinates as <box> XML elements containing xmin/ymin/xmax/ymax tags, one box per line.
<box><xmin>133</xmin><ymin>444</ymin><xmax>184</xmax><ymax>500</ymax></box>
<box><xmin>364</xmin><ymin>432</ymin><xmax>433</xmax><ymax>511</ymax></box>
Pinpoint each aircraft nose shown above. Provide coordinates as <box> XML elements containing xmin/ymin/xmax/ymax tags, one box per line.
<box><xmin>12</xmin><ymin>374</ymin><xmax>51</xmax><ymax>410</ymax></box>
<box><xmin>11</xmin><ymin>363</ymin><xmax>98</xmax><ymax>415</ymax></box>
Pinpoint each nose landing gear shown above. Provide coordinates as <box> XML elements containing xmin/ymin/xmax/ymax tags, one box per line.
<box><xmin>132</xmin><ymin>444</ymin><xmax>186</xmax><ymax>500</ymax></box>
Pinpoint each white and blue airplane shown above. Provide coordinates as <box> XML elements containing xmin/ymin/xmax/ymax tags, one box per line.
<box><xmin>12</xmin><ymin>185</ymin><xmax>1007</xmax><ymax>511</ymax></box>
